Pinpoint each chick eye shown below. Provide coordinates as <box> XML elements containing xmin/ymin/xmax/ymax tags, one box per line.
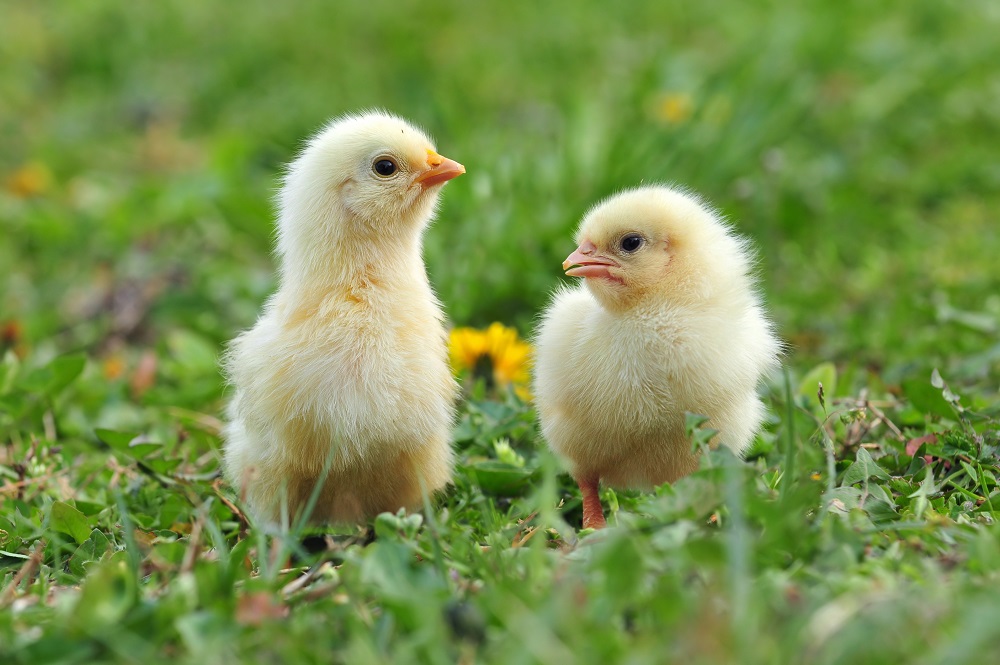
<box><xmin>373</xmin><ymin>159</ymin><xmax>397</xmax><ymax>177</ymax></box>
<box><xmin>620</xmin><ymin>234</ymin><xmax>644</xmax><ymax>253</ymax></box>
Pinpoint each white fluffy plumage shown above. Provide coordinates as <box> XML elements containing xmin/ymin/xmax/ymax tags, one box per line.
<box><xmin>532</xmin><ymin>185</ymin><xmax>782</xmax><ymax>529</ymax></box>
<box><xmin>223</xmin><ymin>111</ymin><xmax>465</xmax><ymax>526</ymax></box>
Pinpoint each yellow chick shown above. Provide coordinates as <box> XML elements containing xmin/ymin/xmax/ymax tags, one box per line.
<box><xmin>533</xmin><ymin>186</ymin><xmax>781</xmax><ymax>529</ymax></box>
<box><xmin>223</xmin><ymin>111</ymin><xmax>466</xmax><ymax>526</ymax></box>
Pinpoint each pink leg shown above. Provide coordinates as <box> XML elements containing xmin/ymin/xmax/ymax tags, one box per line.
<box><xmin>577</xmin><ymin>476</ymin><xmax>607</xmax><ymax>530</ymax></box>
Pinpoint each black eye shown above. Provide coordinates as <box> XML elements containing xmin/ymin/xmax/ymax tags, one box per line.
<box><xmin>620</xmin><ymin>234</ymin><xmax>644</xmax><ymax>253</ymax></box>
<box><xmin>373</xmin><ymin>159</ymin><xmax>397</xmax><ymax>177</ymax></box>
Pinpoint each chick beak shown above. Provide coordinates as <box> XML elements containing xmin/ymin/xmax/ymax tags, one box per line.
<box><xmin>563</xmin><ymin>240</ymin><xmax>620</xmax><ymax>279</ymax></box>
<box><xmin>414</xmin><ymin>149</ymin><xmax>466</xmax><ymax>188</ymax></box>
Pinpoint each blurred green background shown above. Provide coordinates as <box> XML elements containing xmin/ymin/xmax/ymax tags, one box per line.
<box><xmin>4</xmin><ymin>0</ymin><xmax>998</xmax><ymax>393</ymax></box>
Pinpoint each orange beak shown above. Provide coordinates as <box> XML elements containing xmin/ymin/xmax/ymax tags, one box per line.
<box><xmin>414</xmin><ymin>149</ymin><xmax>466</xmax><ymax>188</ymax></box>
<box><xmin>563</xmin><ymin>240</ymin><xmax>620</xmax><ymax>280</ymax></box>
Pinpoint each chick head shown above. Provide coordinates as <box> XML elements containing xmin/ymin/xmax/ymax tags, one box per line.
<box><xmin>562</xmin><ymin>186</ymin><xmax>751</xmax><ymax>312</ymax></box>
<box><xmin>278</xmin><ymin>110</ymin><xmax>464</xmax><ymax>252</ymax></box>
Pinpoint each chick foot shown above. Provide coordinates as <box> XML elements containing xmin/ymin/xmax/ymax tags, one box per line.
<box><xmin>577</xmin><ymin>475</ymin><xmax>607</xmax><ymax>530</ymax></box>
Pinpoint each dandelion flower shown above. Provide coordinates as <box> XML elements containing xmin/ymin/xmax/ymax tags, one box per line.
<box><xmin>449</xmin><ymin>322</ymin><xmax>531</xmax><ymax>398</ymax></box>
<box><xmin>5</xmin><ymin>162</ymin><xmax>52</xmax><ymax>198</ymax></box>
<box><xmin>653</xmin><ymin>92</ymin><xmax>694</xmax><ymax>125</ymax></box>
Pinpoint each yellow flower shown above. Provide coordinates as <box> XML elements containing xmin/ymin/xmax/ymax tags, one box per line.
<box><xmin>102</xmin><ymin>355</ymin><xmax>126</xmax><ymax>380</ymax></box>
<box><xmin>5</xmin><ymin>162</ymin><xmax>52</xmax><ymax>198</ymax></box>
<box><xmin>653</xmin><ymin>92</ymin><xmax>694</xmax><ymax>125</ymax></box>
<box><xmin>449</xmin><ymin>322</ymin><xmax>532</xmax><ymax>399</ymax></box>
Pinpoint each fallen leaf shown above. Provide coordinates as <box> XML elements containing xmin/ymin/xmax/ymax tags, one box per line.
<box><xmin>906</xmin><ymin>434</ymin><xmax>938</xmax><ymax>465</ymax></box>
<box><xmin>130</xmin><ymin>350</ymin><xmax>157</xmax><ymax>398</ymax></box>
<box><xmin>1</xmin><ymin>320</ymin><xmax>22</xmax><ymax>346</ymax></box>
<box><xmin>236</xmin><ymin>592</ymin><xmax>289</xmax><ymax>626</ymax></box>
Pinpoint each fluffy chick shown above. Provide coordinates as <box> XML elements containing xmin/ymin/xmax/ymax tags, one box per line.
<box><xmin>223</xmin><ymin>111</ymin><xmax>465</xmax><ymax>526</ymax></box>
<box><xmin>533</xmin><ymin>185</ymin><xmax>781</xmax><ymax>529</ymax></box>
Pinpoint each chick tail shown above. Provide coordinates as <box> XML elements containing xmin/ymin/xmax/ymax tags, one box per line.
<box><xmin>577</xmin><ymin>475</ymin><xmax>607</xmax><ymax>530</ymax></box>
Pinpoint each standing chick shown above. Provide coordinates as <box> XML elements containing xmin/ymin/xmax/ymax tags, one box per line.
<box><xmin>223</xmin><ymin>111</ymin><xmax>465</xmax><ymax>526</ymax></box>
<box><xmin>533</xmin><ymin>186</ymin><xmax>781</xmax><ymax>529</ymax></box>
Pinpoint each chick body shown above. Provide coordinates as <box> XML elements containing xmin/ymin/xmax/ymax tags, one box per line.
<box><xmin>223</xmin><ymin>111</ymin><xmax>464</xmax><ymax>525</ymax></box>
<box><xmin>533</xmin><ymin>186</ymin><xmax>781</xmax><ymax>527</ymax></box>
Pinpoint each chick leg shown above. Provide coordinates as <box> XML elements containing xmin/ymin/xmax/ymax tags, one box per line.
<box><xmin>577</xmin><ymin>476</ymin><xmax>607</xmax><ymax>530</ymax></box>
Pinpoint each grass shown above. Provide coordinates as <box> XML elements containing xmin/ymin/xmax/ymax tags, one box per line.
<box><xmin>2</xmin><ymin>1</ymin><xmax>1000</xmax><ymax>663</ymax></box>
